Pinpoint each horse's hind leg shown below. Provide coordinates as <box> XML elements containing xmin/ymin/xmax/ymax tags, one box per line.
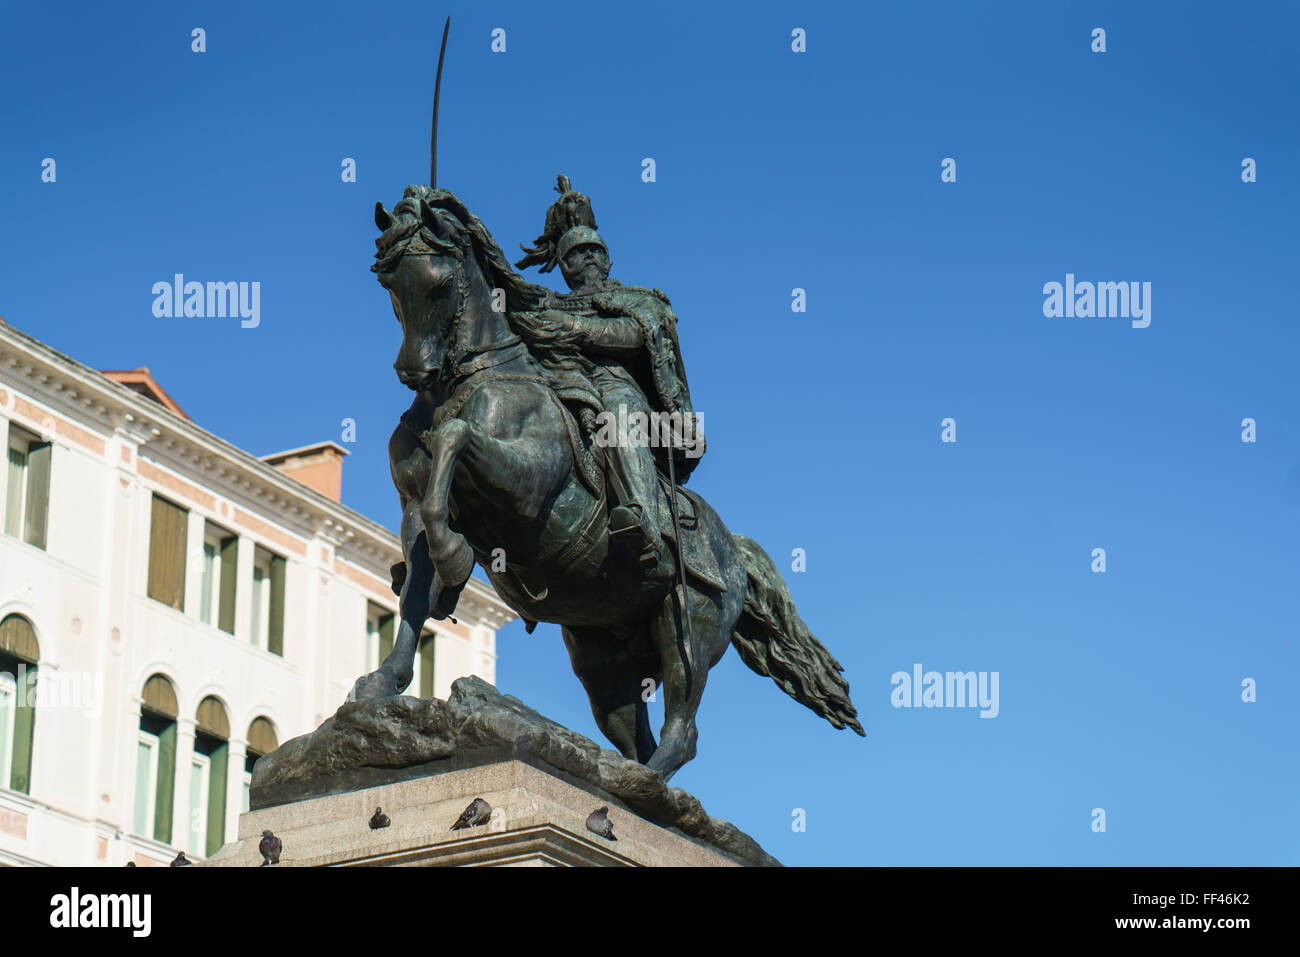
<box><xmin>642</xmin><ymin>589</ymin><xmax>706</xmax><ymax>781</ymax></box>
<box><xmin>561</xmin><ymin>625</ymin><xmax>659</xmax><ymax>764</ymax></box>
<box><xmin>645</xmin><ymin>576</ymin><xmax>746</xmax><ymax>781</ymax></box>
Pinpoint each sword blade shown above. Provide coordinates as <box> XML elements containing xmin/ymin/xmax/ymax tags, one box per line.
<box><xmin>666</xmin><ymin>445</ymin><xmax>697</xmax><ymax>690</ymax></box>
<box><xmin>430</xmin><ymin>16</ymin><xmax>450</xmax><ymax>187</ymax></box>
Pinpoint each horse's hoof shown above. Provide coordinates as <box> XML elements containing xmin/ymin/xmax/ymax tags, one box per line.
<box><xmin>350</xmin><ymin>670</ymin><xmax>399</xmax><ymax>701</ymax></box>
<box><xmin>429</xmin><ymin>580</ymin><xmax>467</xmax><ymax>620</ymax></box>
<box><xmin>427</xmin><ymin>540</ymin><xmax>474</xmax><ymax>619</ymax></box>
<box><xmin>389</xmin><ymin>561</ymin><xmax>407</xmax><ymax>598</ymax></box>
<box><xmin>644</xmin><ymin>749</ymin><xmax>679</xmax><ymax>783</ymax></box>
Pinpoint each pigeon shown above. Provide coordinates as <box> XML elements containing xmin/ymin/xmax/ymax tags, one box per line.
<box><xmin>170</xmin><ymin>851</ymin><xmax>192</xmax><ymax>867</ymax></box>
<box><xmin>258</xmin><ymin>830</ymin><xmax>282</xmax><ymax>866</ymax></box>
<box><xmin>369</xmin><ymin>807</ymin><xmax>391</xmax><ymax>830</ymax></box>
<box><xmin>586</xmin><ymin>806</ymin><xmax>617</xmax><ymax>841</ymax></box>
<box><xmin>450</xmin><ymin>797</ymin><xmax>492</xmax><ymax>830</ymax></box>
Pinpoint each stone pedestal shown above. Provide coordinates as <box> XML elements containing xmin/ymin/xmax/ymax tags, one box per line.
<box><xmin>203</xmin><ymin>676</ymin><xmax>779</xmax><ymax>867</ymax></box>
<box><xmin>205</xmin><ymin>757</ymin><xmax>751</xmax><ymax>867</ymax></box>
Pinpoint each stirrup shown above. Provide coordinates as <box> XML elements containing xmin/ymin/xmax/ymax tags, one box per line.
<box><xmin>609</xmin><ymin>504</ymin><xmax>660</xmax><ymax>567</ymax></box>
<box><xmin>609</xmin><ymin>504</ymin><xmax>646</xmax><ymax>542</ymax></box>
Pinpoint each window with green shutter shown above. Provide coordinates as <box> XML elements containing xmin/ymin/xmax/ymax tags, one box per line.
<box><xmin>364</xmin><ymin>604</ymin><xmax>392</xmax><ymax>673</ymax></box>
<box><xmin>252</xmin><ymin>546</ymin><xmax>287</xmax><ymax>656</ymax></box>
<box><xmin>217</xmin><ymin>535</ymin><xmax>238</xmax><ymax>633</ymax></box>
<box><xmin>138</xmin><ymin>674</ymin><xmax>178</xmax><ymax>844</ymax></box>
<box><xmin>419</xmin><ymin>630</ymin><xmax>435</xmax><ymax>699</ymax></box>
<box><xmin>199</xmin><ymin>523</ymin><xmax>238</xmax><ymax>634</ymax></box>
<box><xmin>379</xmin><ymin>613</ymin><xmax>395</xmax><ymax>664</ymax></box>
<box><xmin>268</xmin><ymin>553</ymin><xmax>285</xmax><ymax>657</ymax></box>
<box><xmin>0</xmin><ymin>615</ymin><xmax>39</xmax><ymax>794</ymax></box>
<box><xmin>242</xmin><ymin>717</ymin><xmax>278</xmax><ymax>813</ymax></box>
<box><xmin>147</xmin><ymin>494</ymin><xmax>188</xmax><ymax>610</ymax></box>
<box><xmin>4</xmin><ymin>423</ymin><xmax>51</xmax><ymax>551</ymax></box>
<box><xmin>194</xmin><ymin>696</ymin><xmax>229</xmax><ymax>858</ymax></box>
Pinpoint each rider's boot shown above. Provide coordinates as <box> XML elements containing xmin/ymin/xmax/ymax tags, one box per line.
<box><xmin>604</xmin><ymin>431</ymin><xmax>670</xmax><ymax>571</ymax></box>
<box><xmin>609</xmin><ymin>503</ymin><xmax>662</xmax><ymax>570</ymax></box>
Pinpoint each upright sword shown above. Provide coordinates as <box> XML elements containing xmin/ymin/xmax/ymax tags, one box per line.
<box><xmin>430</xmin><ymin>16</ymin><xmax>450</xmax><ymax>187</ymax></box>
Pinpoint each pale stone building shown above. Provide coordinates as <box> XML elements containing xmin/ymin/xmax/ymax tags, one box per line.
<box><xmin>0</xmin><ymin>318</ymin><xmax>515</xmax><ymax>866</ymax></box>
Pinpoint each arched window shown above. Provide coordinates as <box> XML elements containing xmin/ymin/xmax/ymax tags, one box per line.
<box><xmin>192</xmin><ymin>696</ymin><xmax>230</xmax><ymax>858</ymax></box>
<box><xmin>242</xmin><ymin>717</ymin><xmax>279</xmax><ymax>812</ymax></box>
<box><xmin>135</xmin><ymin>674</ymin><xmax>178</xmax><ymax>843</ymax></box>
<box><xmin>0</xmin><ymin>614</ymin><xmax>39</xmax><ymax>794</ymax></box>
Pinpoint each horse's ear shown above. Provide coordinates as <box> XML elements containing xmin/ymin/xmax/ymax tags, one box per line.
<box><xmin>419</xmin><ymin>199</ymin><xmax>442</xmax><ymax>236</ymax></box>
<box><xmin>375</xmin><ymin>202</ymin><xmax>394</xmax><ymax>231</ymax></box>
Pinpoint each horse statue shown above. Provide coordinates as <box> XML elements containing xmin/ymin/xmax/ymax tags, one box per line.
<box><xmin>350</xmin><ymin>183</ymin><xmax>862</xmax><ymax>781</ymax></box>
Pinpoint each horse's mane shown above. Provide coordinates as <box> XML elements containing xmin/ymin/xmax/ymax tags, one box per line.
<box><xmin>373</xmin><ymin>185</ymin><xmax>591</xmax><ymax>372</ymax></box>
<box><xmin>374</xmin><ymin>185</ymin><xmax>549</xmax><ymax>312</ymax></box>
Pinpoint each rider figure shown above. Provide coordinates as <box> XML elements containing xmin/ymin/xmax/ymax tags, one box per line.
<box><xmin>515</xmin><ymin>176</ymin><xmax>703</xmax><ymax>570</ymax></box>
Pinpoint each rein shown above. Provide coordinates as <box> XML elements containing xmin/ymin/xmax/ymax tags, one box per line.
<box><xmin>439</xmin><ymin>256</ymin><xmax>472</xmax><ymax>375</ymax></box>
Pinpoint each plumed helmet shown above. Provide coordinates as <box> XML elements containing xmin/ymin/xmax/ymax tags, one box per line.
<box><xmin>516</xmin><ymin>174</ymin><xmax>599</xmax><ymax>273</ymax></box>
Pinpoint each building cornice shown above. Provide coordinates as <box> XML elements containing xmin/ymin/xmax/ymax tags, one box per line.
<box><xmin>0</xmin><ymin>321</ymin><xmax>517</xmax><ymax>627</ymax></box>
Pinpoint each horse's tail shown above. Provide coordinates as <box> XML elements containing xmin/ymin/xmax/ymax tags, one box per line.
<box><xmin>730</xmin><ymin>534</ymin><xmax>865</xmax><ymax>737</ymax></box>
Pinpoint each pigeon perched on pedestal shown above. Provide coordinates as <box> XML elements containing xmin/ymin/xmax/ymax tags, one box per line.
<box><xmin>170</xmin><ymin>851</ymin><xmax>192</xmax><ymax>867</ymax></box>
<box><xmin>369</xmin><ymin>807</ymin><xmax>391</xmax><ymax>830</ymax></box>
<box><xmin>258</xmin><ymin>830</ymin><xmax>282</xmax><ymax>866</ymax></box>
<box><xmin>450</xmin><ymin>797</ymin><xmax>492</xmax><ymax>830</ymax></box>
<box><xmin>586</xmin><ymin>806</ymin><xmax>617</xmax><ymax>841</ymax></box>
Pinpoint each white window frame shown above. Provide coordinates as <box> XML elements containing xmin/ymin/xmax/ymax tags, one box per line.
<box><xmin>201</xmin><ymin>523</ymin><xmax>237</xmax><ymax>631</ymax></box>
<box><xmin>364</xmin><ymin>606</ymin><xmax>382</xmax><ymax>673</ymax></box>
<box><xmin>133</xmin><ymin>730</ymin><xmax>160</xmax><ymax>838</ymax></box>
<box><xmin>4</xmin><ymin>437</ymin><xmax>28</xmax><ymax>540</ymax></box>
<box><xmin>0</xmin><ymin>671</ymin><xmax>17</xmax><ymax>788</ymax></box>
<box><xmin>365</xmin><ymin>606</ymin><xmax>422</xmax><ymax>695</ymax></box>
<box><xmin>188</xmin><ymin>752</ymin><xmax>211</xmax><ymax>857</ymax></box>
<box><xmin>200</xmin><ymin>538</ymin><xmax>218</xmax><ymax>626</ymax></box>
<box><xmin>251</xmin><ymin>554</ymin><xmax>271</xmax><ymax>650</ymax></box>
<box><xmin>407</xmin><ymin>640</ymin><xmax>421</xmax><ymax>698</ymax></box>
<box><xmin>241</xmin><ymin>769</ymin><xmax>252</xmax><ymax>814</ymax></box>
<box><xmin>407</xmin><ymin>632</ymin><xmax>431</xmax><ymax>698</ymax></box>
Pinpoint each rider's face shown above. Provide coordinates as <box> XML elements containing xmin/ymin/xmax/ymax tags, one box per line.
<box><xmin>563</xmin><ymin>245</ymin><xmax>609</xmax><ymax>288</ymax></box>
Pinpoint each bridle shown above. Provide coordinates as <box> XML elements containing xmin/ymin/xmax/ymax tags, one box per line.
<box><xmin>387</xmin><ymin>232</ymin><xmax>542</xmax><ymax>430</ymax></box>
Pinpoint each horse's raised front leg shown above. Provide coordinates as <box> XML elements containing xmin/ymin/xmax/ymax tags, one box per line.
<box><xmin>421</xmin><ymin>405</ymin><xmax>574</xmax><ymax>621</ymax></box>
<box><xmin>419</xmin><ymin>409</ymin><xmax>570</xmax><ymax>618</ymax></box>
<box><xmin>419</xmin><ymin>419</ymin><xmax>476</xmax><ymax>619</ymax></box>
<box><xmin>350</xmin><ymin>499</ymin><xmax>435</xmax><ymax>700</ymax></box>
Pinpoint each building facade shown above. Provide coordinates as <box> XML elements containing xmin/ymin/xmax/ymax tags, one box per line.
<box><xmin>0</xmin><ymin>319</ymin><xmax>516</xmax><ymax>866</ymax></box>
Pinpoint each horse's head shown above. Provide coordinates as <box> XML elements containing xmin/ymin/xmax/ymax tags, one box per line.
<box><xmin>372</xmin><ymin>186</ymin><xmax>481</xmax><ymax>391</ymax></box>
<box><xmin>374</xmin><ymin>185</ymin><xmax>550</xmax><ymax>391</ymax></box>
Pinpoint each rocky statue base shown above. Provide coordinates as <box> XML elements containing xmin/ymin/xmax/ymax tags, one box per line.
<box><xmin>203</xmin><ymin>677</ymin><xmax>779</xmax><ymax>867</ymax></box>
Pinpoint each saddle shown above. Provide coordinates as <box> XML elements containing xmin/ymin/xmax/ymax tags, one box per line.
<box><xmin>654</xmin><ymin>475</ymin><xmax>729</xmax><ymax>593</ymax></box>
<box><xmin>555</xmin><ymin>397</ymin><xmax>728</xmax><ymax>593</ymax></box>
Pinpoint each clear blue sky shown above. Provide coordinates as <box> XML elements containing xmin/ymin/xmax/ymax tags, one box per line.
<box><xmin>2</xmin><ymin>1</ymin><xmax>1296</xmax><ymax>865</ymax></box>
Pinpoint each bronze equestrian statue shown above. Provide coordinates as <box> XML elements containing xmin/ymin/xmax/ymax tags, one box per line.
<box><xmin>349</xmin><ymin>179</ymin><xmax>863</xmax><ymax>782</ymax></box>
<box><xmin>347</xmin><ymin>19</ymin><xmax>859</xmax><ymax>783</ymax></box>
